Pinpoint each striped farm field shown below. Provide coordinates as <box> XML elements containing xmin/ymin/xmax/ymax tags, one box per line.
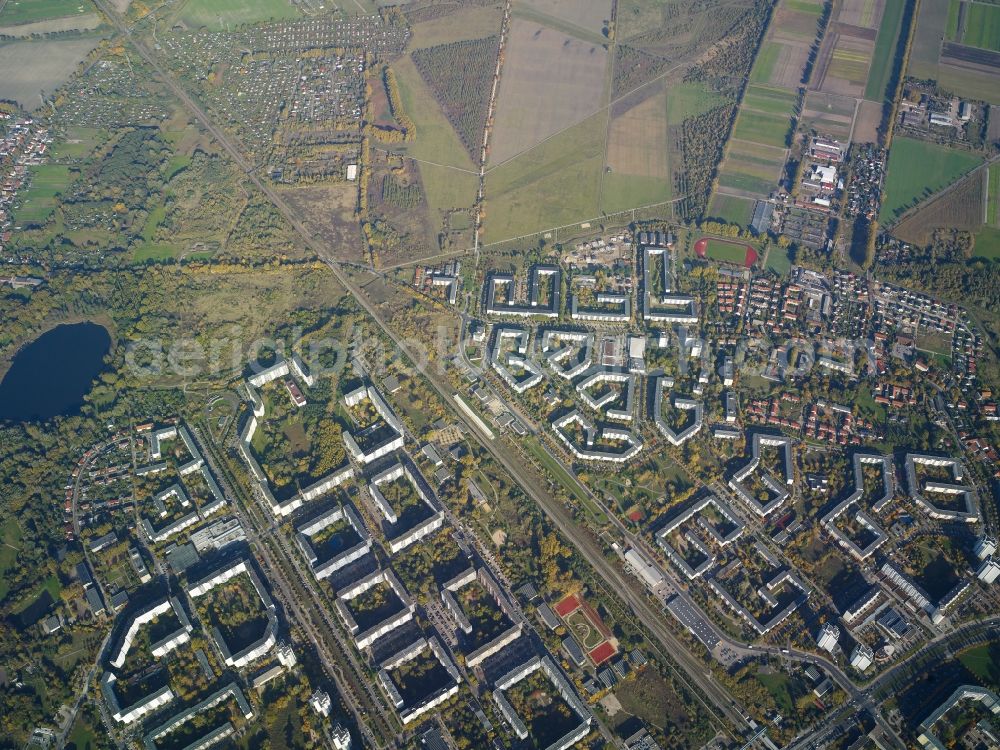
<box><xmin>750</xmin><ymin>42</ymin><xmax>781</xmax><ymax>84</ymax></box>
<box><xmin>728</xmin><ymin>139</ymin><xmax>788</xmax><ymax>165</ymax></box>
<box><xmin>964</xmin><ymin>2</ymin><xmax>1000</xmax><ymax>51</ymax></box>
<box><xmin>742</xmin><ymin>85</ymin><xmax>799</xmax><ymax>116</ymax></box>
<box><xmin>723</xmin><ymin>150</ymin><xmax>783</xmax><ymax>180</ymax></box>
<box><xmin>717</xmin><ymin>170</ymin><xmax>776</xmax><ymax>195</ymax></box>
<box><xmin>732</xmin><ymin>110</ymin><xmax>792</xmax><ymax>149</ymax></box>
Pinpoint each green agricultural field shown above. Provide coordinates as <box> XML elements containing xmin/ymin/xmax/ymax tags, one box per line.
<box><xmin>0</xmin><ymin>0</ymin><xmax>92</xmax><ymax>25</ymax></box>
<box><xmin>964</xmin><ymin>2</ymin><xmax>1000</xmax><ymax>51</ymax></box>
<box><xmin>176</xmin><ymin>0</ymin><xmax>300</xmax><ymax>30</ymax></box>
<box><xmin>786</xmin><ymin>0</ymin><xmax>823</xmax><ymax>13</ymax></box>
<box><xmin>13</xmin><ymin>164</ymin><xmax>73</xmax><ymax>226</ymax></box>
<box><xmin>750</xmin><ymin>42</ymin><xmax>781</xmax><ymax>85</ymax></box>
<box><xmin>865</xmin><ymin>0</ymin><xmax>905</xmax><ymax>100</ymax></box>
<box><xmin>742</xmin><ymin>85</ymin><xmax>798</xmax><ymax>116</ymax></box>
<box><xmin>484</xmin><ymin>113</ymin><xmax>604</xmax><ymax>243</ymax></box>
<box><xmin>946</xmin><ymin>0</ymin><xmax>961</xmax><ymax>40</ymax></box>
<box><xmin>707</xmin><ymin>194</ymin><xmax>754</xmax><ymax>226</ymax></box>
<box><xmin>732</xmin><ymin>110</ymin><xmax>792</xmax><ymax>149</ymax></box>
<box><xmin>880</xmin><ymin>137</ymin><xmax>982</xmax><ymax>222</ymax></box>
<box><xmin>987</xmin><ymin>165</ymin><xmax>1000</xmax><ymax>227</ymax></box>
<box><xmin>717</xmin><ymin>170</ymin><xmax>776</xmax><ymax>196</ymax></box>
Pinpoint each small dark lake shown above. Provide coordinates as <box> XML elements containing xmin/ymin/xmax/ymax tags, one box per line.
<box><xmin>0</xmin><ymin>322</ymin><xmax>112</xmax><ymax>422</ymax></box>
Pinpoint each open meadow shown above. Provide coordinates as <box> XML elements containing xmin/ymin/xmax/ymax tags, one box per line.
<box><xmin>513</xmin><ymin>0</ymin><xmax>611</xmax><ymax>43</ymax></box>
<box><xmin>174</xmin><ymin>0</ymin><xmax>302</xmax><ymax>30</ymax></box>
<box><xmin>0</xmin><ymin>0</ymin><xmax>94</xmax><ymax>26</ymax></box>
<box><xmin>601</xmin><ymin>85</ymin><xmax>670</xmax><ymax>213</ymax></box>
<box><xmin>488</xmin><ymin>19</ymin><xmax>608</xmax><ymax>165</ymax></box>
<box><xmin>484</xmin><ymin>113</ymin><xmax>604</xmax><ymax>242</ymax></box>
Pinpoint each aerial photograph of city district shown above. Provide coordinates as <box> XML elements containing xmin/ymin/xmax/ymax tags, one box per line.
<box><xmin>2</xmin><ymin>0</ymin><xmax>1000</xmax><ymax>749</ymax></box>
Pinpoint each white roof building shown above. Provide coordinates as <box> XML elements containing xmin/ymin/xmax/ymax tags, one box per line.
<box><xmin>850</xmin><ymin>643</ymin><xmax>874</xmax><ymax>672</ymax></box>
<box><xmin>816</xmin><ymin>622</ymin><xmax>839</xmax><ymax>653</ymax></box>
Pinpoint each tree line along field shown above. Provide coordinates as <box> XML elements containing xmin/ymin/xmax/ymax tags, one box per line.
<box><xmin>880</xmin><ymin>137</ymin><xmax>983</xmax><ymax>224</ymax></box>
<box><xmin>864</xmin><ymin>0</ymin><xmax>905</xmax><ymax>100</ymax></box>
<box><xmin>412</xmin><ymin>35</ymin><xmax>498</xmax><ymax>160</ymax></box>
<box><xmin>709</xmin><ymin>0</ymin><xmax>821</xmax><ymax>209</ymax></box>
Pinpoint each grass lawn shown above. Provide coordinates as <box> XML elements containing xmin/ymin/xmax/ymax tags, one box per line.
<box><xmin>391</xmin><ymin>55</ymin><xmax>477</xmax><ymax>172</ymax></box>
<box><xmin>142</xmin><ymin>204</ymin><xmax>167</xmax><ymax>243</ymax></box>
<box><xmin>484</xmin><ymin>113</ymin><xmax>604</xmax><ymax>242</ymax></box>
<box><xmin>133</xmin><ymin>243</ymin><xmax>180</xmax><ymax>262</ymax></box>
<box><xmin>865</xmin><ymin>0</ymin><xmax>905</xmax><ymax>100</ymax></box>
<box><xmin>0</xmin><ymin>0</ymin><xmax>92</xmax><ymax>25</ymax></box>
<box><xmin>973</xmin><ymin>226</ymin><xmax>1000</xmax><ymax>260</ymax></box>
<box><xmin>757</xmin><ymin>671</ymin><xmax>796</xmax><ymax>715</ymax></box>
<box><xmin>165</xmin><ymin>154</ymin><xmax>193</xmax><ymax>180</ymax></box>
<box><xmin>614</xmin><ymin>669</ymin><xmax>691</xmax><ymax>732</ymax></box>
<box><xmin>732</xmin><ymin>110</ymin><xmax>792</xmax><ymax>149</ymax></box>
<box><xmin>525</xmin><ymin>437</ymin><xmax>607</xmax><ymax>523</ymax></box>
<box><xmin>707</xmin><ymin>194</ymin><xmax>754</xmax><ymax>226</ymax></box>
<box><xmin>50</xmin><ymin>127</ymin><xmax>105</xmax><ymax>160</ymax></box>
<box><xmin>13</xmin><ymin>164</ymin><xmax>73</xmax><ymax>226</ymax></box>
<box><xmin>702</xmin><ymin>238</ymin><xmax>751</xmax><ymax>264</ymax></box>
<box><xmin>765</xmin><ymin>245</ymin><xmax>792</xmax><ymax>275</ymax></box>
<box><xmin>176</xmin><ymin>0</ymin><xmax>300</xmax><ymax>29</ymax></box>
<box><xmin>390</xmin><ymin>54</ymin><xmax>479</xmax><ymax>220</ymax></box>
<box><xmin>66</xmin><ymin>717</ymin><xmax>96</xmax><ymax>750</ymax></box>
<box><xmin>957</xmin><ymin>642</ymin><xmax>1000</xmax><ymax>690</ymax></box>
<box><xmin>880</xmin><ymin>138</ymin><xmax>982</xmax><ymax>222</ymax></box>
<box><xmin>964</xmin><ymin>2</ymin><xmax>1000</xmax><ymax>51</ymax></box>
